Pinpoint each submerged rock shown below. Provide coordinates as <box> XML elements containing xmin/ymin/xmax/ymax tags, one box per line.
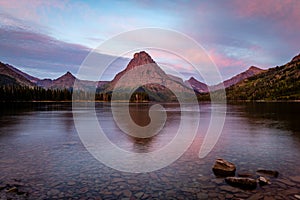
<box><xmin>0</xmin><ymin>183</ymin><xmax>6</xmax><ymax>190</ymax></box>
<box><xmin>225</xmin><ymin>177</ymin><xmax>257</xmax><ymax>190</ymax></box>
<box><xmin>5</xmin><ymin>187</ymin><xmax>18</xmax><ymax>193</ymax></box>
<box><xmin>212</xmin><ymin>159</ymin><xmax>236</xmax><ymax>177</ymax></box>
<box><xmin>237</xmin><ymin>171</ymin><xmax>255</xmax><ymax>178</ymax></box>
<box><xmin>290</xmin><ymin>176</ymin><xmax>300</xmax><ymax>183</ymax></box>
<box><xmin>256</xmin><ymin>169</ymin><xmax>279</xmax><ymax>178</ymax></box>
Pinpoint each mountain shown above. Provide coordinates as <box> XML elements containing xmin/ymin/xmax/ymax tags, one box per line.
<box><xmin>108</xmin><ymin>51</ymin><xmax>158</xmax><ymax>88</ymax></box>
<box><xmin>185</xmin><ymin>77</ymin><xmax>208</xmax><ymax>93</ymax></box>
<box><xmin>37</xmin><ymin>71</ymin><xmax>77</xmax><ymax>89</ymax></box>
<box><xmin>211</xmin><ymin>66</ymin><xmax>265</xmax><ymax>91</ymax></box>
<box><xmin>184</xmin><ymin>66</ymin><xmax>263</xmax><ymax>93</ymax></box>
<box><xmin>38</xmin><ymin>71</ymin><xmax>105</xmax><ymax>90</ymax></box>
<box><xmin>226</xmin><ymin>55</ymin><xmax>300</xmax><ymax>100</ymax></box>
<box><xmin>224</xmin><ymin>66</ymin><xmax>265</xmax><ymax>88</ymax></box>
<box><xmin>47</xmin><ymin>71</ymin><xmax>76</xmax><ymax>89</ymax></box>
<box><xmin>103</xmin><ymin>51</ymin><xmax>194</xmax><ymax>101</ymax></box>
<box><xmin>0</xmin><ymin>61</ymin><xmax>106</xmax><ymax>91</ymax></box>
<box><xmin>37</xmin><ymin>78</ymin><xmax>53</xmax><ymax>88</ymax></box>
<box><xmin>0</xmin><ymin>62</ymin><xmax>36</xmax><ymax>87</ymax></box>
<box><xmin>4</xmin><ymin>63</ymin><xmax>40</xmax><ymax>83</ymax></box>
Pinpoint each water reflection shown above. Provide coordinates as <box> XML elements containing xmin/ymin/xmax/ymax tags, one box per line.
<box><xmin>97</xmin><ymin>103</ymin><xmax>180</xmax><ymax>153</ymax></box>
<box><xmin>129</xmin><ymin>104</ymin><xmax>151</xmax><ymax>126</ymax></box>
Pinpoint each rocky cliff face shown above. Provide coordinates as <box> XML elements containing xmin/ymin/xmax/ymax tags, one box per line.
<box><xmin>110</xmin><ymin>51</ymin><xmax>164</xmax><ymax>88</ymax></box>
<box><xmin>126</xmin><ymin>51</ymin><xmax>155</xmax><ymax>71</ymax></box>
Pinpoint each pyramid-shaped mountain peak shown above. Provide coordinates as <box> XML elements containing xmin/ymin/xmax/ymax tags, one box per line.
<box><xmin>65</xmin><ymin>71</ymin><xmax>74</xmax><ymax>76</ymax></box>
<box><xmin>248</xmin><ymin>66</ymin><xmax>262</xmax><ymax>71</ymax></box>
<box><xmin>189</xmin><ymin>77</ymin><xmax>197</xmax><ymax>81</ymax></box>
<box><xmin>126</xmin><ymin>51</ymin><xmax>155</xmax><ymax>71</ymax></box>
<box><xmin>61</xmin><ymin>71</ymin><xmax>75</xmax><ymax>79</ymax></box>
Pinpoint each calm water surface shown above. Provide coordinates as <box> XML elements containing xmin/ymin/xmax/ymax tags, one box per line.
<box><xmin>0</xmin><ymin>102</ymin><xmax>300</xmax><ymax>199</ymax></box>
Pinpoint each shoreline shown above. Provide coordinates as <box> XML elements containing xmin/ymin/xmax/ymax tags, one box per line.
<box><xmin>0</xmin><ymin>100</ymin><xmax>299</xmax><ymax>103</ymax></box>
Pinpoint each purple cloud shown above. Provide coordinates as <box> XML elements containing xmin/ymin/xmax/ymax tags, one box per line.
<box><xmin>0</xmin><ymin>26</ymin><xmax>130</xmax><ymax>80</ymax></box>
<box><xmin>0</xmin><ymin>27</ymin><xmax>88</xmax><ymax>76</ymax></box>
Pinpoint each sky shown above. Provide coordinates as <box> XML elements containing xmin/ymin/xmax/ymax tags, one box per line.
<box><xmin>0</xmin><ymin>0</ymin><xmax>299</xmax><ymax>84</ymax></box>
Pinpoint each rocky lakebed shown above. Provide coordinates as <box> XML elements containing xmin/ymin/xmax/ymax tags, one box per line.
<box><xmin>1</xmin><ymin>156</ymin><xmax>300</xmax><ymax>200</ymax></box>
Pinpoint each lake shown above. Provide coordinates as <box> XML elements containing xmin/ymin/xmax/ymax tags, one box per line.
<box><xmin>0</xmin><ymin>102</ymin><xmax>300</xmax><ymax>199</ymax></box>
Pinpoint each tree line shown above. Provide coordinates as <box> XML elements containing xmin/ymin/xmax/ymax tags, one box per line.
<box><xmin>0</xmin><ymin>85</ymin><xmax>72</xmax><ymax>101</ymax></box>
<box><xmin>0</xmin><ymin>85</ymin><xmax>150</xmax><ymax>102</ymax></box>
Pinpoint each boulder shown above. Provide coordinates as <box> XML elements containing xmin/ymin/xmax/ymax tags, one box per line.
<box><xmin>225</xmin><ymin>177</ymin><xmax>257</xmax><ymax>190</ymax></box>
<box><xmin>258</xmin><ymin>176</ymin><xmax>270</xmax><ymax>186</ymax></box>
<box><xmin>212</xmin><ymin>159</ymin><xmax>236</xmax><ymax>177</ymax></box>
<box><xmin>256</xmin><ymin>169</ymin><xmax>279</xmax><ymax>178</ymax></box>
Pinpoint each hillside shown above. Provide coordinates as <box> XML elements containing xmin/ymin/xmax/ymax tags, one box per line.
<box><xmin>185</xmin><ymin>77</ymin><xmax>208</xmax><ymax>93</ymax></box>
<box><xmin>0</xmin><ymin>62</ymin><xmax>36</xmax><ymax>87</ymax></box>
<box><xmin>211</xmin><ymin>66</ymin><xmax>265</xmax><ymax>91</ymax></box>
<box><xmin>0</xmin><ymin>74</ymin><xmax>20</xmax><ymax>86</ymax></box>
<box><xmin>226</xmin><ymin>55</ymin><xmax>300</xmax><ymax>100</ymax></box>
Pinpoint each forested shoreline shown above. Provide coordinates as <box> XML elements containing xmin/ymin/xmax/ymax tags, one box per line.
<box><xmin>0</xmin><ymin>85</ymin><xmax>151</xmax><ymax>102</ymax></box>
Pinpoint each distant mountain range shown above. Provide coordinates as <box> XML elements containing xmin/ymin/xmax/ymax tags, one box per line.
<box><xmin>0</xmin><ymin>51</ymin><xmax>299</xmax><ymax>101</ymax></box>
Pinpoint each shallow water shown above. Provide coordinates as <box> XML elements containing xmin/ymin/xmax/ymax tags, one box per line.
<box><xmin>0</xmin><ymin>102</ymin><xmax>300</xmax><ymax>199</ymax></box>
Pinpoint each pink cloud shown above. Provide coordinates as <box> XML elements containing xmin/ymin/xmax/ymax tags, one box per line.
<box><xmin>0</xmin><ymin>0</ymin><xmax>66</xmax><ymax>24</ymax></box>
<box><xmin>208</xmin><ymin>49</ymin><xmax>245</xmax><ymax>69</ymax></box>
<box><xmin>232</xmin><ymin>0</ymin><xmax>300</xmax><ymax>31</ymax></box>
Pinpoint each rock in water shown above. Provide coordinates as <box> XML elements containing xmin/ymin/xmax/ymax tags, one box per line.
<box><xmin>256</xmin><ymin>169</ymin><xmax>279</xmax><ymax>178</ymax></box>
<box><xmin>258</xmin><ymin>176</ymin><xmax>270</xmax><ymax>186</ymax></box>
<box><xmin>212</xmin><ymin>159</ymin><xmax>236</xmax><ymax>177</ymax></box>
<box><xmin>225</xmin><ymin>177</ymin><xmax>257</xmax><ymax>190</ymax></box>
